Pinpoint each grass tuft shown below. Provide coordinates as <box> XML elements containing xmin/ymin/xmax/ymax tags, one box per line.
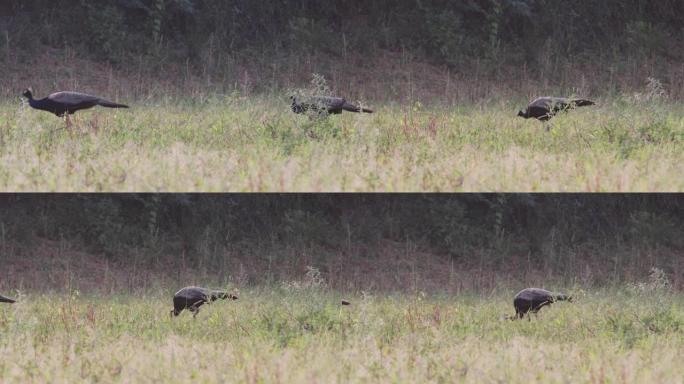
<box><xmin>0</xmin><ymin>289</ymin><xmax>682</xmax><ymax>383</ymax></box>
<box><xmin>0</xmin><ymin>96</ymin><xmax>682</xmax><ymax>191</ymax></box>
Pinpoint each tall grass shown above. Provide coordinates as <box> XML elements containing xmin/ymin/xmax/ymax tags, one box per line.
<box><xmin>0</xmin><ymin>285</ymin><xmax>682</xmax><ymax>383</ymax></box>
<box><xmin>0</xmin><ymin>93</ymin><xmax>681</xmax><ymax>191</ymax></box>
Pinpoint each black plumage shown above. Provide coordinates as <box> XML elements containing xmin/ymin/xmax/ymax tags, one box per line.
<box><xmin>0</xmin><ymin>294</ymin><xmax>16</xmax><ymax>304</ymax></box>
<box><xmin>22</xmin><ymin>88</ymin><xmax>129</xmax><ymax>126</ymax></box>
<box><xmin>291</xmin><ymin>96</ymin><xmax>373</xmax><ymax>115</ymax></box>
<box><xmin>513</xmin><ymin>288</ymin><xmax>572</xmax><ymax>319</ymax></box>
<box><xmin>170</xmin><ymin>286</ymin><xmax>238</xmax><ymax>318</ymax></box>
<box><xmin>517</xmin><ymin>97</ymin><xmax>595</xmax><ymax>122</ymax></box>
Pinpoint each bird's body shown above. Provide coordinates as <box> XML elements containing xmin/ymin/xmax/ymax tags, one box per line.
<box><xmin>518</xmin><ymin>97</ymin><xmax>595</xmax><ymax>122</ymax></box>
<box><xmin>513</xmin><ymin>288</ymin><xmax>571</xmax><ymax>319</ymax></box>
<box><xmin>22</xmin><ymin>89</ymin><xmax>128</xmax><ymax>127</ymax></box>
<box><xmin>23</xmin><ymin>90</ymin><xmax>129</xmax><ymax>117</ymax></box>
<box><xmin>291</xmin><ymin>96</ymin><xmax>373</xmax><ymax>115</ymax></box>
<box><xmin>171</xmin><ymin>286</ymin><xmax>238</xmax><ymax>318</ymax></box>
<box><xmin>0</xmin><ymin>294</ymin><xmax>16</xmax><ymax>304</ymax></box>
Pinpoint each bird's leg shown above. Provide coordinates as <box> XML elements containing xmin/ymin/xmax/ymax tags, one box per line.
<box><xmin>64</xmin><ymin>113</ymin><xmax>73</xmax><ymax>133</ymax></box>
<box><xmin>189</xmin><ymin>304</ymin><xmax>201</xmax><ymax>318</ymax></box>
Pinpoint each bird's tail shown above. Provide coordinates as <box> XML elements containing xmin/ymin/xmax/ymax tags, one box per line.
<box><xmin>98</xmin><ymin>99</ymin><xmax>129</xmax><ymax>109</ymax></box>
<box><xmin>0</xmin><ymin>294</ymin><xmax>16</xmax><ymax>304</ymax></box>
<box><xmin>343</xmin><ymin>102</ymin><xmax>373</xmax><ymax>113</ymax></box>
<box><xmin>571</xmin><ymin>99</ymin><xmax>595</xmax><ymax>107</ymax></box>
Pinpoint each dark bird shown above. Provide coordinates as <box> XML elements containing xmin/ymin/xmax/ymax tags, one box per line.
<box><xmin>291</xmin><ymin>96</ymin><xmax>373</xmax><ymax>115</ymax></box>
<box><xmin>170</xmin><ymin>286</ymin><xmax>238</xmax><ymax>318</ymax></box>
<box><xmin>341</xmin><ymin>300</ymin><xmax>351</xmax><ymax>306</ymax></box>
<box><xmin>512</xmin><ymin>288</ymin><xmax>572</xmax><ymax>320</ymax></box>
<box><xmin>22</xmin><ymin>88</ymin><xmax>129</xmax><ymax>127</ymax></box>
<box><xmin>517</xmin><ymin>97</ymin><xmax>595</xmax><ymax>122</ymax></box>
<box><xmin>0</xmin><ymin>294</ymin><xmax>16</xmax><ymax>304</ymax></box>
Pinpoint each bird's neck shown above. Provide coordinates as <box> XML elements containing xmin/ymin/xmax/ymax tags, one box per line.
<box><xmin>28</xmin><ymin>97</ymin><xmax>46</xmax><ymax>109</ymax></box>
<box><xmin>27</xmin><ymin>97</ymin><xmax>56</xmax><ymax>114</ymax></box>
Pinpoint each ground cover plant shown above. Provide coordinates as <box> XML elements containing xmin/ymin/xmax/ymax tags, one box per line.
<box><xmin>1</xmin><ymin>84</ymin><xmax>682</xmax><ymax>192</ymax></box>
<box><xmin>2</xmin><ymin>1</ymin><xmax>683</xmax><ymax>192</ymax></box>
<box><xmin>1</xmin><ymin>196</ymin><xmax>681</xmax><ymax>383</ymax></box>
<box><xmin>0</xmin><ymin>283</ymin><xmax>682</xmax><ymax>383</ymax></box>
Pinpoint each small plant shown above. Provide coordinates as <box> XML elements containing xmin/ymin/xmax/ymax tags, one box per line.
<box><xmin>291</xmin><ymin>74</ymin><xmax>348</xmax><ymax>136</ymax></box>
<box><xmin>629</xmin><ymin>267</ymin><xmax>671</xmax><ymax>295</ymax></box>
<box><xmin>645</xmin><ymin>77</ymin><xmax>667</xmax><ymax>100</ymax></box>
<box><xmin>304</xmin><ymin>266</ymin><xmax>327</xmax><ymax>289</ymax></box>
<box><xmin>289</xmin><ymin>73</ymin><xmax>332</xmax><ymax>119</ymax></box>
<box><xmin>288</xmin><ymin>74</ymin><xmax>345</xmax><ymax>138</ymax></box>
<box><xmin>630</xmin><ymin>77</ymin><xmax>668</xmax><ymax>103</ymax></box>
<box><xmin>281</xmin><ymin>266</ymin><xmax>327</xmax><ymax>292</ymax></box>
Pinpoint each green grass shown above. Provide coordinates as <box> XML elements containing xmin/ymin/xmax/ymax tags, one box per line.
<box><xmin>0</xmin><ymin>95</ymin><xmax>682</xmax><ymax>191</ymax></box>
<box><xmin>0</xmin><ymin>288</ymin><xmax>682</xmax><ymax>383</ymax></box>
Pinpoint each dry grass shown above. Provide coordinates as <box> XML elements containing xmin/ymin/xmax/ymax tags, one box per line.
<box><xmin>4</xmin><ymin>237</ymin><xmax>682</xmax><ymax>295</ymax></box>
<box><xmin>0</xmin><ymin>287</ymin><xmax>682</xmax><ymax>383</ymax></box>
<box><xmin>0</xmin><ymin>92</ymin><xmax>682</xmax><ymax>191</ymax></box>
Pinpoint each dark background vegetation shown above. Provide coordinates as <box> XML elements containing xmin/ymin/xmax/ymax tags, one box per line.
<box><xmin>1</xmin><ymin>1</ymin><xmax>684</xmax><ymax>99</ymax></box>
<box><xmin>0</xmin><ymin>2</ymin><xmax>682</xmax><ymax>291</ymax></box>
<box><xmin>1</xmin><ymin>194</ymin><xmax>682</xmax><ymax>292</ymax></box>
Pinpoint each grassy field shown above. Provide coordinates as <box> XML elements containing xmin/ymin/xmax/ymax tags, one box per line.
<box><xmin>0</xmin><ymin>94</ymin><xmax>682</xmax><ymax>192</ymax></box>
<box><xmin>0</xmin><ymin>287</ymin><xmax>682</xmax><ymax>383</ymax></box>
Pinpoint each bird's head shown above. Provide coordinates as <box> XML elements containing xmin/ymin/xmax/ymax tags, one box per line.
<box><xmin>22</xmin><ymin>88</ymin><xmax>33</xmax><ymax>100</ymax></box>
<box><xmin>170</xmin><ymin>308</ymin><xmax>180</xmax><ymax>317</ymax></box>
<box><xmin>290</xmin><ymin>96</ymin><xmax>306</xmax><ymax>113</ymax></box>
<box><xmin>517</xmin><ymin>110</ymin><xmax>527</xmax><ymax>118</ymax></box>
<box><xmin>218</xmin><ymin>292</ymin><xmax>239</xmax><ymax>301</ymax></box>
<box><xmin>555</xmin><ymin>293</ymin><xmax>572</xmax><ymax>302</ymax></box>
